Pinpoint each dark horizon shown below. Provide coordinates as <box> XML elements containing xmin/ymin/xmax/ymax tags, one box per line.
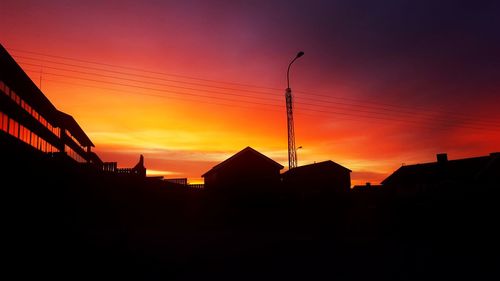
<box><xmin>2</xmin><ymin>1</ymin><xmax>500</xmax><ymax>278</ymax></box>
<box><xmin>1</xmin><ymin>0</ymin><xmax>499</xmax><ymax>185</ymax></box>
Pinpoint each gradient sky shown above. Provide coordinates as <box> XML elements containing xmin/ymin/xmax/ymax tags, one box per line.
<box><xmin>1</xmin><ymin>0</ymin><xmax>499</xmax><ymax>185</ymax></box>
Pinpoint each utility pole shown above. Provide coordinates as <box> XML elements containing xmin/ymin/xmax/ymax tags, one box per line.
<box><xmin>285</xmin><ymin>51</ymin><xmax>304</xmax><ymax>170</ymax></box>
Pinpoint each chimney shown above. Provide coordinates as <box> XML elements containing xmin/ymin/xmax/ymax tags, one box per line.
<box><xmin>437</xmin><ymin>153</ymin><xmax>448</xmax><ymax>163</ymax></box>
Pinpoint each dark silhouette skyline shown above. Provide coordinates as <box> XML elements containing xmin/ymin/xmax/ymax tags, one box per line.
<box><xmin>1</xmin><ymin>12</ymin><xmax>500</xmax><ymax>278</ymax></box>
<box><xmin>2</xmin><ymin>0</ymin><xmax>499</xmax><ymax>185</ymax></box>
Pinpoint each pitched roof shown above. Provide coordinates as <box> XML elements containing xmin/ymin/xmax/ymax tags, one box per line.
<box><xmin>57</xmin><ymin>110</ymin><xmax>94</xmax><ymax>147</ymax></box>
<box><xmin>381</xmin><ymin>153</ymin><xmax>499</xmax><ymax>186</ymax></box>
<box><xmin>0</xmin><ymin>44</ymin><xmax>60</xmax><ymax>122</ymax></box>
<box><xmin>283</xmin><ymin>160</ymin><xmax>351</xmax><ymax>177</ymax></box>
<box><xmin>202</xmin><ymin>146</ymin><xmax>284</xmax><ymax>177</ymax></box>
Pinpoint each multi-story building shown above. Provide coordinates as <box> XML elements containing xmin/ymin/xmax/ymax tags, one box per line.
<box><xmin>0</xmin><ymin>44</ymin><xmax>99</xmax><ymax>164</ymax></box>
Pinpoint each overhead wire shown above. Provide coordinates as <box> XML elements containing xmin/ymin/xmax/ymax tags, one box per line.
<box><xmin>10</xmin><ymin>48</ymin><xmax>499</xmax><ymax>132</ymax></box>
<box><xmin>21</xmin><ymin>67</ymin><xmax>499</xmax><ymax>132</ymax></box>
<box><xmin>10</xmin><ymin>47</ymin><xmax>498</xmax><ymax>124</ymax></box>
<box><xmin>17</xmin><ymin>59</ymin><xmax>500</xmax><ymax>129</ymax></box>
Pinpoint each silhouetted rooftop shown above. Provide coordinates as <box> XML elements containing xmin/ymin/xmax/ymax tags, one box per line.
<box><xmin>202</xmin><ymin>146</ymin><xmax>283</xmax><ymax>177</ymax></box>
<box><xmin>382</xmin><ymin>152</ymin><xmax>499</xmax><ymax>186</ymax></box>
<box><xmin>57</xmin><ymin>110</ymin><xmax>94</xmax><ymax>147</ymax></box>
<box><xmin>0</xmin><ymin>44</ymin><xmax>59</xmax><ymax>122</ymax></box>
<box><xmin>284</xmin><ymin>160</ymin><xmax>351</xmax><ymax>176</ymax></box>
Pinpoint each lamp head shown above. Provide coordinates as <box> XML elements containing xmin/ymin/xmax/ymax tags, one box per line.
<box><xmin>296</xmin><ymin>51</ymin><xmax>304</xmax><ymax>58</ymax></box>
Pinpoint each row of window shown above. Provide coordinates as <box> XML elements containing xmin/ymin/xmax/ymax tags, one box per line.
<box><xmin>65</xmin><ymin>129</ymin><xmax>87</xmax><ymax>151</ymax></box>
<box><xmin>65</xmin><ymin>145</ymin><xmax>86</xmax><ymax>163</ymax></box>
<box><xmin>1</xmin><ymin>111</ymin><xmax>59</xmax><ymax>153</ymax></box>
<box><xmin>0</xmin><ymin>80</ymin><xmax>60</xmax><ymax>138</ymax></box>
<box><xmin>1</xmin><ymin>80</ymin><xmax>88</xmax><ymax>162</ymax></box>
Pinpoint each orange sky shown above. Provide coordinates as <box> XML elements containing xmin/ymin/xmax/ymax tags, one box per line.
<box><xmin>2</xmin><ymin>1</ymin><xmax>499</xmax><ymax>185</ymax></box>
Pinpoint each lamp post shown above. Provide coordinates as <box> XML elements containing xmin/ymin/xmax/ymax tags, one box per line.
<box><xmin>287</xmin><ymin>51</ymin><xmax>305</xmax><ymax>90</ymax></box>
<box><xmin>296</xmin><ymin>146</ymin><xmax>303</xmax><ymax>166</ymax></box>
<box><xmin>285</xmin><ymin>51</ymin><xmax>304</xmax><ymax>170</ymax></box>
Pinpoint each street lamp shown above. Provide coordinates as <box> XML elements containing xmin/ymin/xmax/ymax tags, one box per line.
<box><xmin>296</xmin><ymin>146</ymin><xmax>303</xmax><ymax>166</ymax></box>
<box><xmin>287</xmin><ymin>51</ymin><xmax>305</xmax><ymax>90</ymax></box>
<box><xmin>285</xmin><ymin>51</ymin><xmax>304</xmax><ymax>170</ymax></box>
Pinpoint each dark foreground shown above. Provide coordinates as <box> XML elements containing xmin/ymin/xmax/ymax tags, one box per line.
<box><xmin>3</xmin><ymin>147</ymin><xmax>499</xmax><ymax>280</ymax></box>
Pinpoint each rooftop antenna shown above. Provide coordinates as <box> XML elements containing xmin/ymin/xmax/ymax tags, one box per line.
<box><xmin>39</xmin><ymin>64</ymin><xmax>43</xmax><ymax>90</ymax></box>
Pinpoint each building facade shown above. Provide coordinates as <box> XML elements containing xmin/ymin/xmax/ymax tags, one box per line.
<box><xmin>381</xmin><ymin>152</ymin><xmax>500</xmax><ymax>196</ymax></box>
<box><xmin>0</xmin><ymin>44</ymin><xmax>97</xmax><ymax>164</ymax></box>
<box><xmin>282</xmin><ymin>160</ymin><xmax>352</xmax><ymax>193</ymax></box>
<box><xmin>202</xmin><ymin>147</ymin><xmax>284</xmax><ymax>189</ymax></box>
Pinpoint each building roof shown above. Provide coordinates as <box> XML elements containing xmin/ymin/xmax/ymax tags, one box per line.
<box><xmin>1</xmin><ymin>44</ymin><xmax>94</xmax><ymax>148</ymax></box>
<box><xmin>202</xmin><ymin>146</ymin><xmax>284</xmax><ymax>177</ymax></box>
<box><xmin>57</xmin><ymin>110</ymin><xmax>94</xmax><ymax>147</ymax></box>
<box><xmin>0</xmin><ymin>44</ymin><xmax>59</xmax><ymax>122</ymax></box>
<box><xmin>283</xmin><ymin>160</ymin><xmax>352</xmax><ymax>177</ymax></box>
<box><xmin>381</xmin><ymin>152</ymin><xmax>500</xmax><ymax>186</ymax></box>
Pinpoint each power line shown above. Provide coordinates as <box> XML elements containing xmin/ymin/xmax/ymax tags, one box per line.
<box><xmin>9</xmin><ymin>48</ymin><xmax>278</xmax><ymax>89</ymax></box>
<box><xmin>27</xmin><ymin>75</ymin><xmax>463</xmax><ymax>131</ymax></box>
<box><xmin>14</xmin><ymin>55</ymin><xmax>282</xmax><ymax>97</ymax></box>
<box><xmin>17</xmin><ymin>59</ymin><xmax>500</xmax><ymax>128</ymax></box>
<box><xmin>17</xmin><ymin>60</ymin><xmax>284</xmax><ymax>103</ymax></box>
<box><xmin>22</xmin><ymin>68</ymin><xmax>500</xmax><ymax>132</ymax></box>
<box><xmin>11</xmin><ymin>48</ymin><xmax>498</xmax><ymax>124</ymax></box>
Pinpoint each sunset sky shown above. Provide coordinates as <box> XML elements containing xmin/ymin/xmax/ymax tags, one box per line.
<box><xmin>1</xmin><ymin>0</ymin><xmax>499</xmax><ymax>185</ymax></box>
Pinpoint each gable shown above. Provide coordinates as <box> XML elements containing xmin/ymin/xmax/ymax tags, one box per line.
<box><xmin>202</xmin><ymin>147</ymin><xmax>283</xmax><ymax>177</ymax></box>
<box><xmin>284</xmin><ymin>160</ymin><xmax>351</xmax><ymax>178</ymax></box>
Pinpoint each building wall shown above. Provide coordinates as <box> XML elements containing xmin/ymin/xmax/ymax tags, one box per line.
<box><xmin>283</xmin><ymin>167</ymin><xmax>351</xmax><ymax>193</ymax></box>
<box><xmin>0</xmin><ymin>80</ymin><xmax>61</xmax><ymax>155</ymax></box>
<box><xmin>204</xmin><ymin>154</ymin><xmax>282</xmax><ymax>189</ymax></box>
<box><xmin>1</xmin><ymin>53</ymin><xmax>91</xmax><ymax>164</ymax></box>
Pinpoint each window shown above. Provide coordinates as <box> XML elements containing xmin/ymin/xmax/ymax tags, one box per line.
<box><xmin>19</xmin><ymin>125</ymin><xmax>26</xmax><ymax>143</ymax></box>
<box><xmin>39</xmin><ymin>115</ymin><xmax>47</xmax><ymax>127</ymax></box>
<box><xmin>65</xmin><ymin>145</ymin><xmax>86</xmax><ymax>163</ymax></box>
<box><xmin>38</xmin><ymin>138</ymin><xmax>45</xmax><ymax>152</ymax></box>
<box><xmin>0</xmin><ymin>111</ymin><xmax>8</xmax><ymax>132</ymax></box>
<box><xmin>31</xmin><ymin>132</ymin><xmax>38</xmax><ymax>148</ymax></box>
<box><xmin>3</xmin><ymin>83</ymin><xmax>10</xmax><ymax>97</ymax></box>
<box><xmin>25</xmin><ymin>103</ymin><xmax>32</xmax><ymax>115</ymax></box>
<box><xmin>10</xmin><ymin>91</ymin><xmax>20</xmax><ymax>105</ymax></box>
<box><xmin>8</xmin><ymin>118</ymin><xmax>19</xmax><ymax>137</ymax></box>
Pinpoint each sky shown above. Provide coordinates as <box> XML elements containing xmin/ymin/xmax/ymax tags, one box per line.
<box><xmin>1</xmin><ymin>0</ymin><xmax>499</xmax><ymax>185</ymax></box>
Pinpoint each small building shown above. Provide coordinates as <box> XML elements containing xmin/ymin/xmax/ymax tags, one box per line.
<box><xmin>202</xmin><ymin>147</ymin><xmax>284</xmax><ymax>189</ymax></box>
<box><xmin>132</xmin><ymin>154</ymin><xmax>146</xmax><ymax>177</ymax></box>
<box><xmin>282</xmin><ymin>160</ymin><xmax>352</xmax><ymax>193</ymax></box>
<box><xmin>116</xmin><ymin>155</ymin><xmax>146</xmax><ymax>177</ymax></box>
<box><xmin>164</xmin><ymin>178</ymin><xmax>188</xmax><ymax>185</ymax></box>
<box><xmin>352</xmin><ymin>182</ymin><xmax>382</xmax><ymax>191</ymax></box>
<box><xmin>381</xmin><ymin>152</ymin><xmax>500</xmax><ymax>196</ymax></box>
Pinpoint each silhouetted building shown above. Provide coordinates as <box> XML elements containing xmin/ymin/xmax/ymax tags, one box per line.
<box><xmin>202</xmin><ymin>147</ymin><xmax>284</xmax><ymax>189</ymax></box>
<box><xmin>382</xmin><ymin>152</ymin><xmax>500</xmax><ymax>196</ymax></box>
<box><xmin>102</xmin><ymin>161</ymin><xmax>118</xmax><ymax>172</ymax></box>
<box><xmin>133</xmin><ymin>154</ymin><xmax>146</xmax><ymax>177</ymax></box>
<box><xmin>352</xmin><ymin>182</ymin><xmax>382</xmax><ymax>191</ymax></box>
<box><xmin>282</xmin><ymin>160</ymin><xmax>351</xmax><ymax>193</ymax></box>
<box><xmin>0</xmin><ymin>44</ymin><xmax>98</xmax><ymax>164</ymax></box>
<box><xmin>116</xmin><ymin>155</ymin><xmax>147</xmax><ymax>177</ymax></box>
<box><xmin>165</xmin><ymin>178</ymin><xmax>188</xmax><ymax>185</ymax></box>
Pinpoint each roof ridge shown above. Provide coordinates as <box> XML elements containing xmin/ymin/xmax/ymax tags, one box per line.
<box><xmin>202</xmin><ymin>147</ymin><xmax>283</xmax><ymax>177</ymax></box>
